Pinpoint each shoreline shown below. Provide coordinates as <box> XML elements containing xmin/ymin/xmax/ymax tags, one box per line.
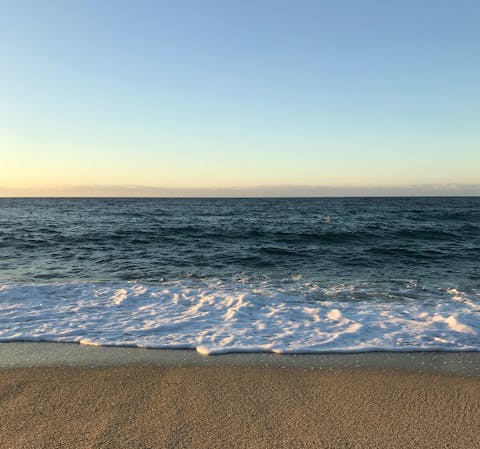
<box><xmin>2</xmin><ymin>343</ymin><xmax>480</xmax><ymax>448</ymax></box>
<box><xmin>1</xmin><ymin>342</ymin><xmax>480</xmax><ymax>376</ymax></box>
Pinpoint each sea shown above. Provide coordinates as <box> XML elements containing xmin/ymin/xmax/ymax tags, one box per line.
<box><xmin>0</xmin><ymin>197</ymin><xmax>479</xmax><ymax>355</ymax></box>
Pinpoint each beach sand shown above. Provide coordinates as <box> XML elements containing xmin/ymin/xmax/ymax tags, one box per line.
<box><xmin>1</xmin><ymin>365</ymin><xmax>479</xmax><ymax>449</ymax></box>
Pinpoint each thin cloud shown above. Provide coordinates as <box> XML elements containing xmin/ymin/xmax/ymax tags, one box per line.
<box><xmin>0</xmin><ymin>184</ymin><xmax>479</xmax><ymax>197</ymax></box>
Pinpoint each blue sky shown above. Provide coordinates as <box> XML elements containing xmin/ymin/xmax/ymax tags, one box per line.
<box><xmin>1</xmin><ymin>0</ymin><xmax>479</xmax><ymax>195</ymax></box>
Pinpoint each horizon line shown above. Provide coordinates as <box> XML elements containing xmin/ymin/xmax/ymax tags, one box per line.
<box><xmin>1</xmin><ymin>183</ymin><xmax>479</xmax><ymax>198</ymax></box>
<box><xmin>0</xmin><ymin>194</ymin><xmax>480</xmax><ymax>200</ymax></box>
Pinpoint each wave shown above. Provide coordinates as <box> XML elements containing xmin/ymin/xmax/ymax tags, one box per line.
<box><xmin>1</xmin><ymin>280</ymin><xmax>478</xmax><ymax>355</ymax></box>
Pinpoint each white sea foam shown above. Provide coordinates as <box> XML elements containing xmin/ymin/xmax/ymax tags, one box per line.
<box><xmin>0</xmin><ymin>281</ymin><xmax>479</xmax><ymax>355</ymax></box>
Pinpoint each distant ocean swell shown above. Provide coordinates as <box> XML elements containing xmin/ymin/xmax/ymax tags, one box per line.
<box><xmin>1</xmin><ymin>280</ymin><xmax>478</xmax><ymax>355</ymax></box>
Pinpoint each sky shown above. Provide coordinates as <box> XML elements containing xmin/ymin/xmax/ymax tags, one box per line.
<box><xmin>0</xmin><ymin>0</ymin><xmax>479</xmax><ymax>196</ymax></box>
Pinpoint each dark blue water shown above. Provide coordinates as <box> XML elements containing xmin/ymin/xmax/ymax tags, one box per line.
<box><xmin>1</xmin><ymin>197</ymin><xmax>479</xmax><ymax>290</ymax></box>
<box><xmin>1</xmin><ymin>197</ymin><xmax>479</xmax><ymax>353</ymax></box>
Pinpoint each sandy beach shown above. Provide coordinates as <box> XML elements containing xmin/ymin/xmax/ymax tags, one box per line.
<box><xmin>1</xmin><ymin>363</ymin><xmax>479</xmax><ymax>449</ymax></box>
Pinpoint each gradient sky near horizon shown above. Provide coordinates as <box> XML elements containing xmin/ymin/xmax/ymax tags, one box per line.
<box><xmin>1</xmin><ymin>0</ymin><xmax>479</xmax><ymax>194</ymax></box>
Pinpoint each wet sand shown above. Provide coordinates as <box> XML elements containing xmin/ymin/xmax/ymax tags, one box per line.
<box><xmin>1</xmin><ymin>364</ymin><xmax>479</xmax><ymax>449</ymax></box>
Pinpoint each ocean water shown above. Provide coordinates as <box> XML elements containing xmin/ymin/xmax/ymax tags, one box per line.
<box><xmin>0</xmin><ymin>197</ymin><xmax>479</xmax><ymax>354</ymax></box>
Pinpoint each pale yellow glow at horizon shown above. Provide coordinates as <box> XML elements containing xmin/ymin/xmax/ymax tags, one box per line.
<box><xmin>2</xmin><ymin>134</ymin><xmax>479</xmax><ymax>193</ymax></box>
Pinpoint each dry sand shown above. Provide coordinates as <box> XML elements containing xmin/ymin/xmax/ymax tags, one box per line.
<box><xmin>1</xmin><ymin>365</ymin><xmax>479</xmax><ymax>449</ymax></box>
